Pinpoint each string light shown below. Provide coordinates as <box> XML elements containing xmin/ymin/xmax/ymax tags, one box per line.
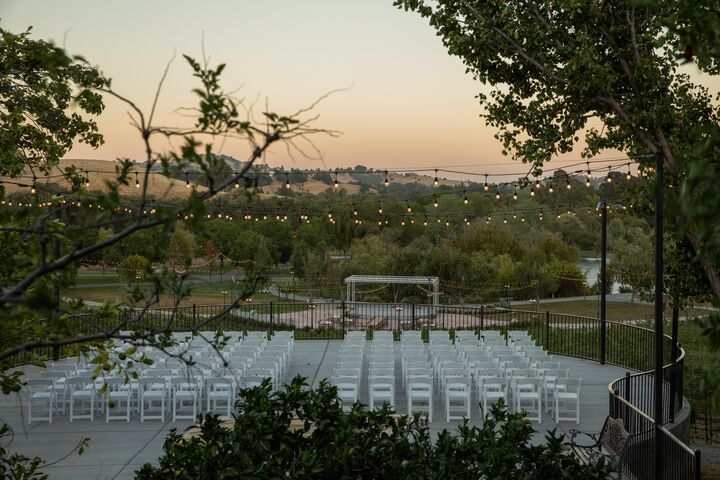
<box><xmin>463</xmin><ymin>191</ymin><xmax>468</xmax><ymax>204</ymax></box>
<box><xmin>433</xmin><ymin>195</ymin><xmax>438</xmax><ymax>208</ymax></box>
<box><xmin>235</xmin><ymin>177</ymin><xmax>239</xmax><ymax>189</ymax></box>
<box><xmin>135</xmin><ymin>172</ymin><xmax>140</xmax><ymax>189</ymax></box>
<box><xmin>384</xmin><ymin>170</ymin><xmax>389</xmax><ymax>187</ymax></box>
<box><xmin>378</xmin><ymin>203</ymin><xmax>383</xmax><ymax>214</ymax></box>
<box><xmin>548</xmin><ymin>183</ymin><xmax>554</xmax><ymax>193</ymax></box>
<box><xmin>185</xmin><ymin>172</ymin><xmax>190</xmax><ymax>188</ymax></box>
<box><xmin>607</xmin><ymin>166</ymin><xmax>612</xmax><ymax>182</ymax></box>
<box><xmin>566</xmin><ymin>177</ymin><xmax>571</xmax><ymax>189</ymax></box>
<box><xmin>483</xmin><ymin>174</ymin><xmax>489</xmax><ymax>192</ymax></box>
<box><xmin>626</xmin><ymin>165</ymin><xmax>632</xmax><ymax>180</ymax></box>
<box><xmin>285</xmin><ymin>173</ymin><xmax>290</xmax><ymax>189</ymax></box>
<box><xmin>535</xmin><ymin>179</ymin><xmax>541</xmax><ymax>190</ymax></box>
<box><xmin>334</xmin><ymin>169</ymin><xmax>339</xmax><ymax>189</ymax></box>
<box><xmin>406</xmin><ymin>202</ymin><xmax>412</xmax><ymax>213</ymax></box>
<box><xmin>84</xmin><ymin>170</ymin><xmax>90</xmax><ymax>188</ymax></box>
<box><xmin>495</xmin><ymin>188</ymin><xmax>500</xmax><ymax>200</ymax></box>
<box><xmin>30</xmin><ymin>177</ymin><xmax>37</xmax><ymax>195</ymax></box>
<box><xmin>513</xmin><ymin>187</ymin><xmax>518</xmax><ymax>200</ymax></box>
<box><xmin>433</xmin><ymin>169</ymin><xmax>439</xmax><ymax>187</ymax></box>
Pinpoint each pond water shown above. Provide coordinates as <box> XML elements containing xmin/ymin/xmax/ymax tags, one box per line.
<box><xmin>578</xmin><ymin>257</ymin><xmax>622</xmax><ymax>294</ymax></box>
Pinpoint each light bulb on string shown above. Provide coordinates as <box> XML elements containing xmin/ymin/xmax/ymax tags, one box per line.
<box><xmin>285</xmin><ymin>173</ymin><xmax>290</xmax><ymax>189</ymax></box>
<box><xmin>607</xmin><ymin>166</ymin><xmax>612</xmax><ymax>182</ymax></box>
<box><xmin>530</xmin><ymin>189</ymin><xmax>535</xmax><ymax>197</ymax></box>
<box><xmin>30</xmin><ymin>176</ymin><xmax>37</xmax><ymax>195</ymax></box>
<box><xmin>548</xmin><ymin>183</ymin><xmax>554</xmax><ymax>193</ymax></box>
<box><xmin>503</xmin><ymin>217</ymin><xmax>507</xmax><ymax>224</ymax></box>
<box><xmin>495</xmin><ymin>188</ymin><xmax>500</xmax><ymax>200</ymax></box>
<box><xmin>423</xmin><ymin>217</ymin><xmax>428</xmax><ymax>226</ymax></box>
<box><xmin>378</xmin><ymin>203</ymin><xmax>383</xmax><ymax>214</ymax></box>
<box><xmin>235</xmin><ymin>177</ymin><xmax>239</xmax><ymax>189</ymax></box>
<box><xmin>135</xmin><ymin>172</ymin><xmax>140</xmax><ymax>188</ymax></box>
<box><xmin>406</xmin><ymin>202</ymin><xmax>412</xmax><ymax>213</ymax></box>
<box><xmin>535</xmin><ymin>179</ymin><xmax>541</xmax><ymax>189</ymax></box>
<box><xmin>433</xmin><ymin>169</ymin><xmax>439</xmax><ymax>187</ymax></box>
<box><xmin>483</xmin><ymin>174</ymin><xmax>489</xmax><ymax>192</ymax></box>
<box><xmin>433</xmin><ymin>195</ymin><xmax>438</xmax><ymax>208</ymax></box>
<box><xmin>566</xmin><ymin>177</ymin><xmax>571</xmax><ymax>189</ymax></box>
<box><xmin>185</xmin><ymin>172</ymin><xmax>190</xmax><ymax>188</ymax></box>
<box><xmin>626</xmin><ymin>165</ymin><xmax>632</xmax><ymax>180</ymax></box>
<box><xmin>334</xmin><ymin>169</ymin><xmax>339</xmax><ymax>189</ymax></box>
<box><xmin>513</xmin><ymin>187</ymin><xmax>518</xmax><ymax>200</ymax></box>
<box><xmin>84</xmin><ymin>170</ymin><xmax>90</xmax><ymax>188</ymax></box>
<box><xmin>463</xmin><ymin>191</ymin><xmax>468</xmax><ymax>204</ymax></box>
<box><xmin>384</xmin><ymin>170</ymin><xmax>389</xmax><ymax>187</ymax></box>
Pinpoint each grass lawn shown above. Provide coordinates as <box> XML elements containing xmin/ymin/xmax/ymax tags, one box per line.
<box><xmin>513</xmin><ymin>299</ymin><xmax>711</xmax><ymax>322</ymax></box>
<box><xmin>64</xmin><ymin>285</ymin><xmax>305</xmax><ymax>309</ymax></box>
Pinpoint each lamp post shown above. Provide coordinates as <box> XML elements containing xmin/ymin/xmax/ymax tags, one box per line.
<box><xmin>598</xmin><ymin>200</ymin><xmax>607</xmax><ymax>365</ymax></box>
<box><xmin>653</xmin><ymin>150</ymin><xmax>664</xmax><ymax>480</ymax></box>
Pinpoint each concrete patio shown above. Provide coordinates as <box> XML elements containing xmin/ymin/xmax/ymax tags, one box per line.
<box><xmin>1</xmin><ymin>339</ymin><xmax>628</xmax><ymax>479</ymax></box>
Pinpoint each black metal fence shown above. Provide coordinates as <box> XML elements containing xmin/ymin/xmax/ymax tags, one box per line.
<box><xmin>610</xmin><ymin>393</ymin><xmax>700</xmax><ymax>480</ymax></box>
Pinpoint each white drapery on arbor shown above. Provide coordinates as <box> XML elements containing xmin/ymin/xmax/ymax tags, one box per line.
<box><xmin>344</xmin><ymin>275</ymin><xmax>440</xmax><ymax>305</ymax></box>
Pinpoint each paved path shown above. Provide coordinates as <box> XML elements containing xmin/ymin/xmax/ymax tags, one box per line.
<box><xmin>2</xmin><ymin>340</ymin><xmax>626</xmax><ymax>479</ymax></box>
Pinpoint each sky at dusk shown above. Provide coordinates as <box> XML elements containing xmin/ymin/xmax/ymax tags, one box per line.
<box><xmin>3</xmin><ymin>0</ymin><xmax>719</xmax><ymax>182</ymax></box>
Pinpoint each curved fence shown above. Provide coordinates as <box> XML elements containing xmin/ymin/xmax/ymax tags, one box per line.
<box><xmin>22</xmin><ymin>301</ymin><xmax>698</xmax><ymax>478</ymax></box>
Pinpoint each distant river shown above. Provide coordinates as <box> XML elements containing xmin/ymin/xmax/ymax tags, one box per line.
<box><xmin>578</xmin><ymin>257</ymin><xmax>622</xmax><ymax>294</ymax></box>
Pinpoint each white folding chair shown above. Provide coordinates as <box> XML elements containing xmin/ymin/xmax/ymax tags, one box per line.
<box><xmin>171</xmin><ymin>377</ymin><xmax>199</xmax><ymax>421</ymax></box>
<box><xmin>513</xmin><ymin>378</ymin><xmax>542</xmax><ymax>422</ymax></box>
<box><xmin>479</xmin><ymin>377</ymin><xmax>509</xmax><ymax>416</ymax></box>
<box><xmin>445</xmin><ymin>376</ymin><xmax>471</xmax><ymax>421</ymax></box>
<box><xmin>407</xmin><ymin>376</ymin><xmax>433</xmax><ymax>421</ymax></box>
<box><xmin>139</xmin><ymin>377</ymin><xmax>166</xmax><ymax>422</ymax></box>
<box><xmin>68</xmin><ymin>377</ymin><xmax>96</xmax><ymax>422</ymax></box>
<box><xmin>369</xmin><ymin>379</ymin><xmax>394</xmax><ymax>411</ymax></box>
<box><xmin>554</xmin><ymin>378</ymin><xmax>581</xmax><ymax>424</ymax></box>
<box><xmin>333</xmin><ymin>377</ymin><xmax>358</xmax><ymax>412</ymax></box>
<box><xmin>105</xmin><ymin>377</ymin><xmax>132</xmax><ymax>422</ymax></box>
<box><xmin>27</xmin><ymin>378</ymin><xmax>54</xmax><ymax>424</ymax></box>
<box><xmin>206</xmin><ymin>377</ymin><xmax>235</xmax><ymax>417</ymax></box>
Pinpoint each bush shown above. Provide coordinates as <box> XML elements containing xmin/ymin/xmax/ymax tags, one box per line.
<box><xmin>136</xmin><ymin>377</ymin><xmax>613</xmax><ymax>479</ymax></box>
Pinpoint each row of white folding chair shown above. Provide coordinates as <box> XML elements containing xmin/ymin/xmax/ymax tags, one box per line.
<box><xmin>368</xmin><ymin>339</ymin><xmax>395</xmax><ymax>410</ymax></box>
<box><xmin>334</xmin><ymin>336</ymin><xmax>365</xmax><ymax>407</ymax></box>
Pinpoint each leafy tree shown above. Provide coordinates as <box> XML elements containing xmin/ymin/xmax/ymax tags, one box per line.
<box><xmin>394</xmin><ymin>0</ymin><xmax>720</xmax><ymax>301</ymax></box>
<box><xmin>118</xmin><ymin>254</ymin><xmax>150</xmax><ymax>283</ymax></box>
<box><xmin>167</xmin><ymin>226</ymin><xmax>195</xmax><ymax>269</ymax></box>
<box><xmin>137</xmin><ymin>378</ymin><xmax>613</xmax><ymax>479</ymax></box>
<box><xmin>0</xmin><ymin>27</ymin><xmax>104</xmax><ymax>178</ymax></box>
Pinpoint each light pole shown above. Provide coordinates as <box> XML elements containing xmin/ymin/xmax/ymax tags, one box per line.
<box><xmin>653</xmin><ymin>150</ymin><xmax>664</xmax><ymax>480</ymax></box>
<box><xmin>598</xmin><ymin>200</ymin><xmax>607</xmax><ymax>365</ymax></box>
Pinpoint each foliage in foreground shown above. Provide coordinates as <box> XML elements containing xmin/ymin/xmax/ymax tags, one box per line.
<box><xmin>136</xmin><ymin>377</ymin><xmax>613</xmax><ymax>480</ymax></box>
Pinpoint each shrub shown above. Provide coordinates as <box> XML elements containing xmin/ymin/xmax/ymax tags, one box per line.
<box><xmin>136</xmin><ymin>377</ymin><xmax>613</xmax><ymax>479</ymax></box>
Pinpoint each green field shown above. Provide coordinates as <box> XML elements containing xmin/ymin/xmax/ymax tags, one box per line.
<box><xmin>514</xmin><ymin>299</ymin><xmax>711</xmax><ymax>322</ymax></box>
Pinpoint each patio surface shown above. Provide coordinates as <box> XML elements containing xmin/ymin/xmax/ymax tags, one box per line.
<box><xmin>1</xmin><ymin>339</ymin><xmax>627</xmax><ymax>479</ymax></box>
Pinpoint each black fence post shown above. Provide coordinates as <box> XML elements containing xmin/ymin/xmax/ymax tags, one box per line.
<box><xmin>480</xmin><ymin>304</ymin><xmax>484</xmax><ymax>331</ymax></box>
<box><xmin>192</xmin><ymin>304</ymin><xmax>197</xmax><ymax>331</ymax></box>
<box><xmin>342</xmin><ymin>300</ymin><xmax>346</xmax><ymax>339</ymax></box>
<box><xmin>269</xmin><ymin>302</ymin><xmax>274</xmax><ymax>333</ymax></box>
<box><xmin>694</xmin><ymin>450</ymin><xmax>702</xmax><ymax>480</ymax></box>
<box><xmin>412</xmin><ymin>303</ymin><xmax>416</xmax><ymax>330</ymax></box>
<box><xmin>545</xmin><ymin>311</ymin><xmax>551</xmax><ymax>353</ymax></box>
